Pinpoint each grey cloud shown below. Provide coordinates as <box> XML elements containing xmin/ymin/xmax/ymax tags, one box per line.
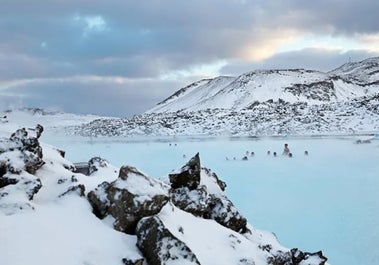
<box><xmin>220</xmin><ymin>48</ymin><xmax>379</xmax><ymax>75</ymax></box>
<box><xmin>259</xmin><ymin>0</ymin><xmax>379</xmax><ymax>35</ymax></box>
<box><xmin>2</xmin><ymin>0</ymin><xmax>378</xmax><ymax>81</ymax></box>
<box><xmin>0</xmin><ymin>1</ymin><xmax>260</xmax><ymax>80</ymax></box>
<box><xmin>0</xmin><ymin>78</ymin><xmax>188</xmax><ymax>117</ymax></box>
<box><xmin>1</xmin><ymin>0</ymin><xmax>378</xmax><ymax>117</ymax></box>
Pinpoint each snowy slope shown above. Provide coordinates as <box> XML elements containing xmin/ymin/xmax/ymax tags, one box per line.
<box><xmin>147</xmin><ymin>58</ymin><xmax>379</xmax><ymax>113</ymax></box>
<box><xmin>329</xmin><ymin>57</ymin><xmax>379</xmax><ymax>84</ymax></box>
<box><xmin>0</xmin><ymin>108</ymin><xmax>104</xmax><ymax>138</ymax></box>
<box><xmin>70</xmin><ymin>93</ymin><xmax>379</xmax><ymax>137</ymax></box>
<box><xmin>151</xmin><ymin>76</ymin><xmax>235</xmax><ymax>112</ymax></box>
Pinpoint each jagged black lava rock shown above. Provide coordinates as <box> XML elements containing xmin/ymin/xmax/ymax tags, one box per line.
<box><xmin>136</xmin><ymin>215</ymin><xmax>200</xmax><ymax>265</ymax></box>
<box><xmin>88</xmin><ymin>156</ymin><xmax>109</xmax><ymax>175</ymax></box>
<box><xmin>87</xmin><ymin>166</ymin><xmax>169</xmax><ymax>234</ymax></box>
<box><xmin>169</xmin><ymin>153</ymin><xmax>248</xmax><ymax>234</ymax></box>
<box><xmin>169</xmin><ymin>152</ymin><xmax>201</xmax><ymax>190</ymax></box>
<box><xmin>267</xmin><ymin>248</ymin><xmax>327</xmax><ymax>265</ymax></box>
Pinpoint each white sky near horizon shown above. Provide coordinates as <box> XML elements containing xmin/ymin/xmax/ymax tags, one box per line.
<box><xmin>0</xmin><ymin>1</ymin><xmax>379</xmax><ymax>117</ymax></box>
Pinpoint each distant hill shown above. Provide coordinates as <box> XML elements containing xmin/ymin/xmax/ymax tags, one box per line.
<box><xmin>147</xmin><ymin>57</ymin><xmax>379</xmax><ymax>113</ymax></box>
<box><xmin>12</xmin><ymin>58</ymin><xmax>379</xmax><ymax>137</ymax></box>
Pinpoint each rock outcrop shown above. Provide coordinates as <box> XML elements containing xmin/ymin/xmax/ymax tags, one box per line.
<box><xmin>0</xmin><ymin>125</ymin><xmax>45</xmax><ymax>214</ymax></box>
<box><xmin>0</xmin><ymin>125</ymin><xmax>45</xmax><ymax>189</ymax></box>
<box><xmin>88</xmin><ymin>156</ymin><xmax>109</xmax><ymax>175</ymax></box>
<box><xmin>0</xmin><ymin>124</ymin><xmax>328</xmax><ymax>265</ymax></box>
<box><xmin>169</xmin><ymin>153</ymin><xmax>248</xmax><ymax>233</ymax></box>
<box><xmin>3</xmin><ymin>125</ymin><xmax>45</xmax><ymax>175</ymax></box>
<box><xmin>267</xmin><ymin>248</ymin><xmax>328</xmax><ymax>265</ymax></box>
<box><xmin>87</xmin><ymin>165</ymin><xmax>169</xmax><ymax>234</ymax></box>
<box><xmin>169</xmin><ymin>153</ymin><xmax>201</xmax><ymax>190</ymax></box>
<box><xmin>136</xmin><ymin>214</ymin><xmax>201</xmax><ymax>265</ymax></box>
<box><xmin>85</xmin><ymin>152</ymin><xmax>328</xmax><ymax>264</ymax></box>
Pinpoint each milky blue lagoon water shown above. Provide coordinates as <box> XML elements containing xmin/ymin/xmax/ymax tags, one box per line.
<box><xmin>46</xmin><ymin>135</ymin><xmax>379</xmax><ymax>265</ymax></box>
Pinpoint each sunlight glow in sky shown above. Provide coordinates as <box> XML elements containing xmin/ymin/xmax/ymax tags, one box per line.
<box><xmin>159</xmin><ymin>60</ymin><xmax>229</xmax><ymax>81</ymax></box>
<box><xmin>277</xmin><ymin>35</ymin><xmax>372</xmax><ymax>54</ymax></box>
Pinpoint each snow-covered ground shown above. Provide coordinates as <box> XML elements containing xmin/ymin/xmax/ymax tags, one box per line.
<box><xmin>44</xmin><ymin>134</ymin><xmax>379</xmax><ymax>265</ymax></box>
<box><xmin>0</xmin><ymin>109</ymin><xmax>105</xmax><ymax>139</ymax></box>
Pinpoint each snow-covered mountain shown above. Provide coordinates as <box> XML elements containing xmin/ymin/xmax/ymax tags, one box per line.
<box><xmin>3</xmin><ymin>58</ymin><xmax>379</xmax><ymax>138</ymax></box>
<box><xmin>147</xmin><ymin>57</ymin><xmax>379</xmax><ymax>113</ymax></box>
<box><xmin>64</xmin><ymin>58</ymin><xmax>379</xmax><ymax>137</ymax></box>
<box><xmin>0</xmin><ymin>125</ymin><xmax>328</xmax><ymax>265</ymax></box>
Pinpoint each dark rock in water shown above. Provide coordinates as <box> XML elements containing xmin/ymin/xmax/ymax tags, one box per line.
<box><xmin>267</xmin><ymin>248</ymin><xmax>327</xmax><ymax>265</ymax></box>
<box><xmin>88</xmin><ymin>156</ymin><xmax>109</xmax><ymax>175</ymax></box>
<box><xmin>136</xmin><ymin>215</ymin><xmax>201</xmax><ymax>265</ymax></box>
<box><xmin>169</xmin><ymin>153</ymin><xmax>201</xmax><ymax>190</ymax></box>
<box><xmin>355</xmin><ymin>139</ymin><xmax>371</xmax><ymax>144</ymax></box>
<box><xmin>87</xmin><ymin>166</ymin><xmax>169</xmax><ymax>234</ymax></box>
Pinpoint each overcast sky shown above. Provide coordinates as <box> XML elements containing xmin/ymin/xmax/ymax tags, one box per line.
<box><xmin>1</xmin><ymin>0</ymin><xmax>378</xmax><ymax>117</ymax></box>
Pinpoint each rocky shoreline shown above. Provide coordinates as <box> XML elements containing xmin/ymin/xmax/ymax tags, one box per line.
<box><xmin>0</xmin><ymin>125</ymin><xmax>328</xmax><ymax>265</ymax></box>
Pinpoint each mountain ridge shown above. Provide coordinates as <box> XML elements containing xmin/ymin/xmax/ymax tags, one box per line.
<box><xmin>147</xmin><ymin>57</ymin><xmax>379</xmax><ymax>114</ymax></box>
<box><xmin>4</xmin><ymin>58</ymin><xmax>379</xmax><ymax>138</ymax></box>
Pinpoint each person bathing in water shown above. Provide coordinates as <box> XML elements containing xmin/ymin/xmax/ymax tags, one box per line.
<box><xmin>283</xmin><ymin>143</ymin><xmax>290</xmax><ymax>156</ymax></box>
